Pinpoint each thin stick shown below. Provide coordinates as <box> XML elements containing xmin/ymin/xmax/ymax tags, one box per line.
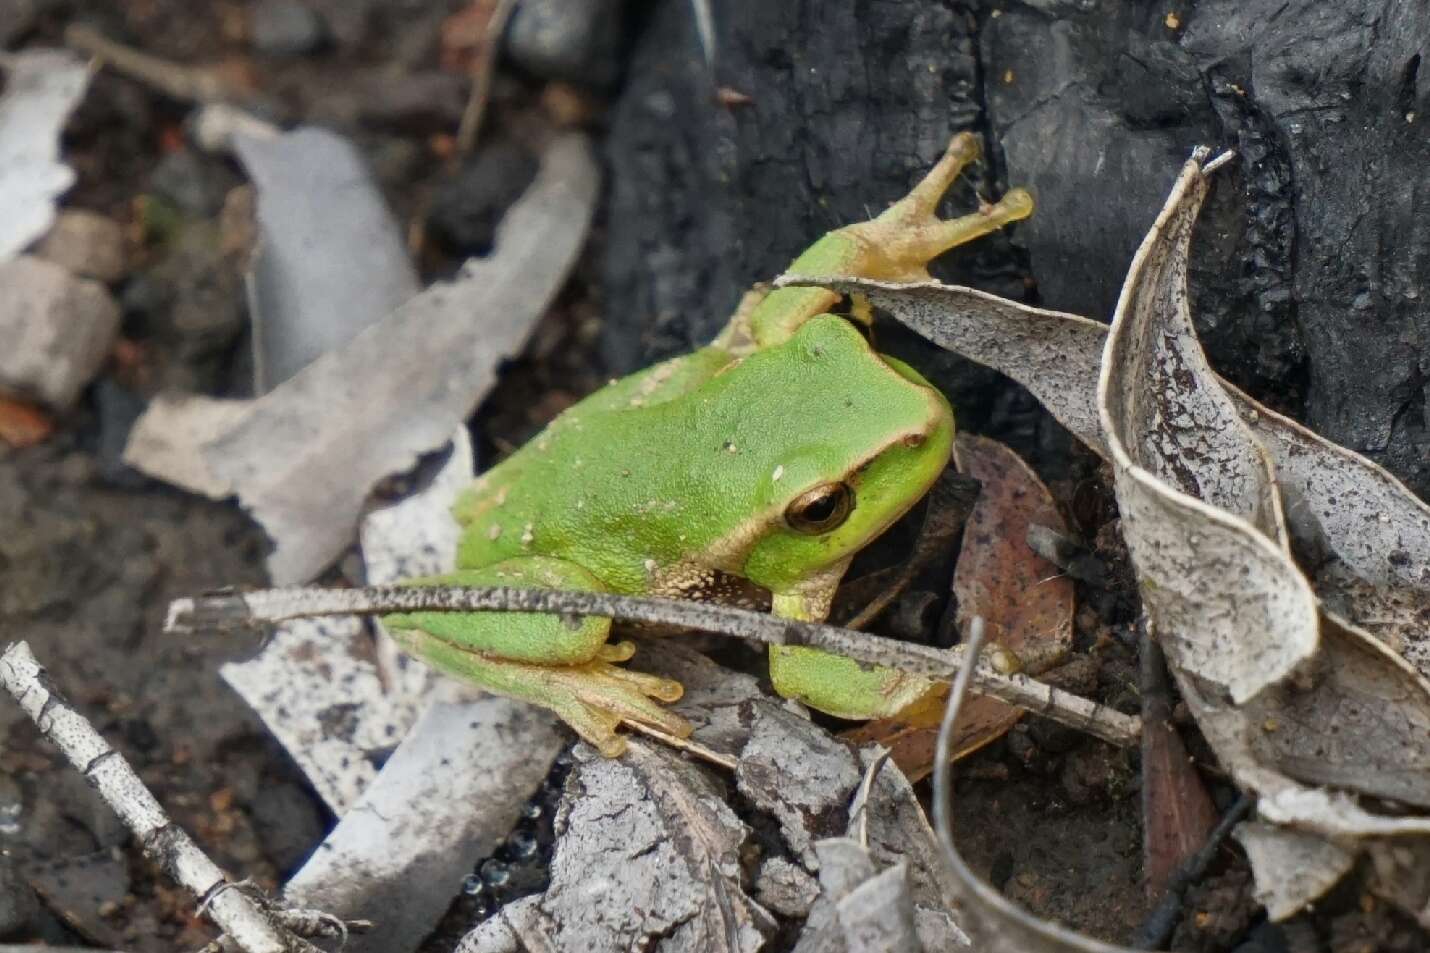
<box><xmin>0</xmin><ymin>642</ymin><xmax>318</xmax><ymax>953</ymax></box>
<box><xmin>932</xmin><ymin>617</ymin><xmax>986</xmax><ymax>849</ymax></box>
<box><xmin>65</xmin><ymin>24</ymin><xmax>235</xmax><ymax>103</ymax></box>
<box><xmin>624</xmin><ymin>721</ymin><xmax>738</xmax><ymax>771</ymax></box>
<box><xmin>167</xmin><ymin>585</ymin><xmax>1141</xmax><ymax>748</ymax></box>
<box><xmin>454</xmin><ymin>0</ymin><xmax>518</xmax><ymax>157</ymax></box>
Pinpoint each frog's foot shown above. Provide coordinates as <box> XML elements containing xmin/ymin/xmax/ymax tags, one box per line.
<box><xmin>843</xmin><ymin>131</ymin><xmax>1033</xmax><ymax>283</ymax></box>
<box><xmin>405</xmin><ymin>630</ymin><xmax>691</xmax><ymax>757</ymax></box>
<box><xmin>768</xmin><ymin>644</ymin><xmax>940</xmax><ymax>721</ymax></box>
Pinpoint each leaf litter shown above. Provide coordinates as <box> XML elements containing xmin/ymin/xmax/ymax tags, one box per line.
<box><xmin>0</xmin><ymin>49</ymin><xmax>91</xmax><ymax>262</ymax></box>
<box><xmin>787</xmin><ymin>147</ymin><xmax>1430</xmax><ymax>929</ymax></box>
<box><xmin>844</xmin><ymin>432</ymin><xmax>1075</xmax><ymax>780</ymax></box>
<box><xmin>125</xmin><ymin>130</ymin><xmax>600</xmax><ymax>584</ymax></box>
<box><xmin>460</xmin><ymin>640</ymin><xmax>971</xmax><ymax>953</ymax></box>
<box><xmin>114</xmin><ymin>125</ymin><xmax>1427</xmax><ymax>947</ymax></box>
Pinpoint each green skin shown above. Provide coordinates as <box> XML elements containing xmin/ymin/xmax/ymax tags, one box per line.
<box><xmin>385</xmin><ymin>133</ymin><xmax>1033</xmax><ymax>756</ymax></box>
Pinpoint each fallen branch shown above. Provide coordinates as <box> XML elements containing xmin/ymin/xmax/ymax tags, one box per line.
<box><xmin>166</xmin><ymin>585</ymin><xmax>1141</xmax><ymax>749</ymax></box>
<box><xmin>0</xmin><ymin>641</ymin><xmax>337</xmax><ymax>953</ymax></box>
<box><xmin>65</xmin><ymin>24</ymin><xmax>241</xmax><ymax>104</ymax></box>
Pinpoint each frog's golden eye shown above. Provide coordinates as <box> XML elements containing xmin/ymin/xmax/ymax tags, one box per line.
<box><xmin>786</xmin><ymin>482</ymin><xmax>854</xmax><ymax>534</ymax></box>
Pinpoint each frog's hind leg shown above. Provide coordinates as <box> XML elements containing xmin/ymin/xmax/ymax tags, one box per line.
<box><xmin>399</xmin><ymin>630</ymin><xmax>688</xmax><ymax>757</ymax></box>
<box><xmin>846</xmin><ymin>132</ymin><xmax>1034</xmax><ymax>283</ymax></box>
<box><xmin>382</xmin><ymin>559</ymin><xmax>690</xmax><ymax>756</ymax></box>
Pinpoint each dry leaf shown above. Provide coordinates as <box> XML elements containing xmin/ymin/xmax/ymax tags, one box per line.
<box><xmin>0</xmin><ymin>395</ymin><xmax>54</xmax><ymax>447</ymax></box>
<box><xmin>1098</xmin><ymin>154</ymin><xmax>1314</xmax><ymax>702</ymax></box>
<box><xmin>234</xmin><ymin>126</ymin><xmax>420</xmax><ymax>391</ymax></box>
<box><xmin>796</xmin><ymin>275</ymin><xmax>1430</xmax><ymax>684</ymax></box>
<box><xmin>1099</xmin><ymin>152</ymin><xmax>1430</xmax><ymax>917</ymax></box>
<box><xmin>221</xmin><ymin>429</ymin><xmax>474</xmax><ymax>812</ymax></box>
<box><xmin>0</xmin><ymin>49</ymin><xmax>90</xmax><ymax>262</ymax></box>
<box><xmin>125</xmin><ymin>132</ymin><xmax>600</xmax><ymax>584</ymax></box>
<box><xmin>844</xmin><ymin>434</ymin><xmax>1074</xmax><ymax>779</ymax></box>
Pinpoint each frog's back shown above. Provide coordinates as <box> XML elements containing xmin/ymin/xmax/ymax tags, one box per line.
<box><xmin>454</xmin><ymin>315</ymin><xmax>943</xmax><ymax>594</ymax></box>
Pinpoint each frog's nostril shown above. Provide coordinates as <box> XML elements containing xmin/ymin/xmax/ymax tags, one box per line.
<box><xmin>903</xmin><ymin>432</ymin><xmax>927</xmax><ymax>449</ymax></box>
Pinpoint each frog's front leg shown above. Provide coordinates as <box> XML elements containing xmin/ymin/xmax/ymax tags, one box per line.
<box><xmin>765</xmin><ymin>586</ymin><xmax>940</xmax><ymax>721</ymax></box>
<box><xmin>383</xmin><ymin>558</ymin><xmax>690</xmax><ymax>757</ymax></box>
<box><xmin>751</xmin><ymin>131</ymin><xmax>1034</xmax><ymax>346</ymax></box>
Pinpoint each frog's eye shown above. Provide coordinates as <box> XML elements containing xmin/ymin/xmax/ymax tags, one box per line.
<box><xmin>786</xmin><ymin>482</ymin><xmax>854</xmax><ymax>535</ymax></box>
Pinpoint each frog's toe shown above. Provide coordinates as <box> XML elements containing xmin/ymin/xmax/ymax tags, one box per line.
<box><xmin>391</xmin><ymin>630</ymin><xmax>690</xmax><ymax>757</ymax></box>
<box><xmin>596</xmin><ymin>639</ymin><xmax>638</xmax><ymax>663</ymax></box>
<box><xmin>557</xmin><ymin>660</ymin><xmax>690</xmax><ymax>727</ymax></box>
<box><xmin>850</xmin><ymin>133</ymin><xmax>1034</xmax><ymax>282</ymax></box>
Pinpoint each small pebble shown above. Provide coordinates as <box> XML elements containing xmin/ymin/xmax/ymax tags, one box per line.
<box><xmin>505</xmin><ymin>0</ymin><xmax>624</xmax><ymax>86</ymax></box>
<box><xmin>0</xmin><ymin>256</ymin><xmax>120</xmax><ymax>409</ymax></box>
<box><xmin>479</xmin><ymin>858</ymin><xmax>510</xmax><ymax>888</ymax></box>
<box><xmin>33</xmin><ymin>210</ymin><xmax>128</xmax><ymax>285</ymax></box>
<box><xmin>251</xmin><ymin>0</ymin><xmax>328</xmax><ymax>57</ymax></box>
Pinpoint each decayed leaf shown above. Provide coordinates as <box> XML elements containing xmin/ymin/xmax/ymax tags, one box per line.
<box><xmin>125</xmin><ymin>132</ymin><xmax>600</xmax><ymax>584</ymax></box>
<box><xmin>284</xmin><ymin>697</ymin><xmax>563</xmax><ymax>953</ymax></box>
<box><xmin>1099</xmin><ymin>153</ymin><xmax>1430</xmax><ymax>916</ymax></box>
<box><xmin>1140</xmin><ymin>635</ymin><xmax>1217</xmax><ymax>899</ymax></box>
<box><xmin>234</xmin><ymin>127</ymin><xmax>421</xmax><ymax>391</ymax></box>
<box><xmin>637</xmin><ymin>642</ymin><xmax>969</xmax><ymax>945</ymax></box>
<box><xmin>793</xmin><ymin>840</ymin><xmax>924</xmax><ymax>953</ymax></box>
<box><xmin>1231</xmin><ymin>822</ymin><xmax>1356</xmax><ymax>921</ymax></box>
<box><xmin>221</xmin><ymin>429</ymin><xmax>474</xmax><ymax>812</ymax></box>
<box><xmin>0</xmin><ymin>49</ymin><xmax>91</xmax><ymax>262</ymax></box>
<box><xmin>844</xmin><ymin>434</ymin><xmax>1074</xmax><ymax>779</ymax></box>
<box><xmin>788</xmin><ymin>279</ymin><xmax>1430</xmax><ymax>677</ymax></box>
<box><xmin>1098</xmin><ymin>155</ymin><xmax>1314</xmax><ymax>702</ymax></box>
<box><xmin>459</xmin><ymin>740</ymin><xmax>775</xmax><ymax>953</ymax></box>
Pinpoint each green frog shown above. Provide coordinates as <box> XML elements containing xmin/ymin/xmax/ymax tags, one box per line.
<box><xmin>385</xmin><ymin>133</ymin><xmax>1032</xmax><ymax>755</ymax></box>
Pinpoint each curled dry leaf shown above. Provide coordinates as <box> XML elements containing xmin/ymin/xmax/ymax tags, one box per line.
<box><xmin>126</xmin><ymin>133</ymin><xmax>599</xmax><ymax>583</ymax></box>
<box><xmin>785</xmin><ymin>281</ymin><xmax>1430</xmax><ymax>679</ymax></box>
<box><xmin>0</xmin><ymin>49</ymin><xmax>90</xmax><ymax>262</ymax></box>
<box><xmin>844</xmin><ymin>434</ymin><xmax>1074</xmax><ymax>780</ymax></box>
<box><xmin>234</xmin><ymin>126</ymin><xmax>421</xmax><ymax>392</ymax></box>
<box><xmin>1098</xmin><ymin>154</ymin><xmax>1313</xmax><ymax>702</ymax></box>
<box><xmin>929</xmin><ymin>630</ymin><xmax>1143</xmax><ymax>953</ymax></box>
<box><xmin>1099</xmin><ymin>153</ymin><xmax>1430</xmax><ymax>915</ymax></box>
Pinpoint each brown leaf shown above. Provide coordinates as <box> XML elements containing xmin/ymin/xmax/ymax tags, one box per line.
<box><xmin>0</xmin><ymin>396</ymin><xmax>54</xmax><ymax>447</ymax></box>
<box><xmin>845</xmin><ymin>434</ymin><xmax>1074</xmax><ymax>780</ymax></box>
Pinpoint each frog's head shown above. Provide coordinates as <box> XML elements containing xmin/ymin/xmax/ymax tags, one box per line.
<box><xmin>721</xmin><ymin>315</ymin><xmax>954</xmax><ymax>615</ymax></box>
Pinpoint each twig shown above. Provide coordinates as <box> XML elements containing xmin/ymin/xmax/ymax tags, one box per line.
<box><xmin>932</xmin><ymin>618</ymin><xmax>987</xmax><ymax>850</ymax></box>
<box><xmin>166</xmin><ymin>585</ymin><xmax>1142</xmax><ymax>748</ymax></box>
<box><xmin>624</xmin><ymin>720</ymin><xmax>738</xmax><ymax>770</ymax></box>
<box><xmin>0</xmin><ymin>642</ymin><xmax>319</xmax><ymax>953</ymax></box>
<box><xmin>1126</xmin><ymin>792</ymin><xmax>1255</xmax><ymax>950</ymax></box>
<box><xmin>65</xmin><ymin>24</ymin><xmax>237</xmax><ymax>104</ymax></box>
<box><xmin>849</xmin><ymin>748</ymin><xmax>892</xmax><ymax>849</ymax></box>
<box><xmin>454</xmin><ymin>0</ymin><xmax>518</xmax><ymax>157</ymax></box>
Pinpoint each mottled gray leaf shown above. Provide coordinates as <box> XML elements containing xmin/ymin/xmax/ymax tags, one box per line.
<box><xmin>284</xmin><ymin>697</ymin><xmax>563</xmax><ymax>953</ymax></box>
<box><xmin>461</xmin><ymin>741</ymin><xmax>773</xmax><ymax>953</ymax></box>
